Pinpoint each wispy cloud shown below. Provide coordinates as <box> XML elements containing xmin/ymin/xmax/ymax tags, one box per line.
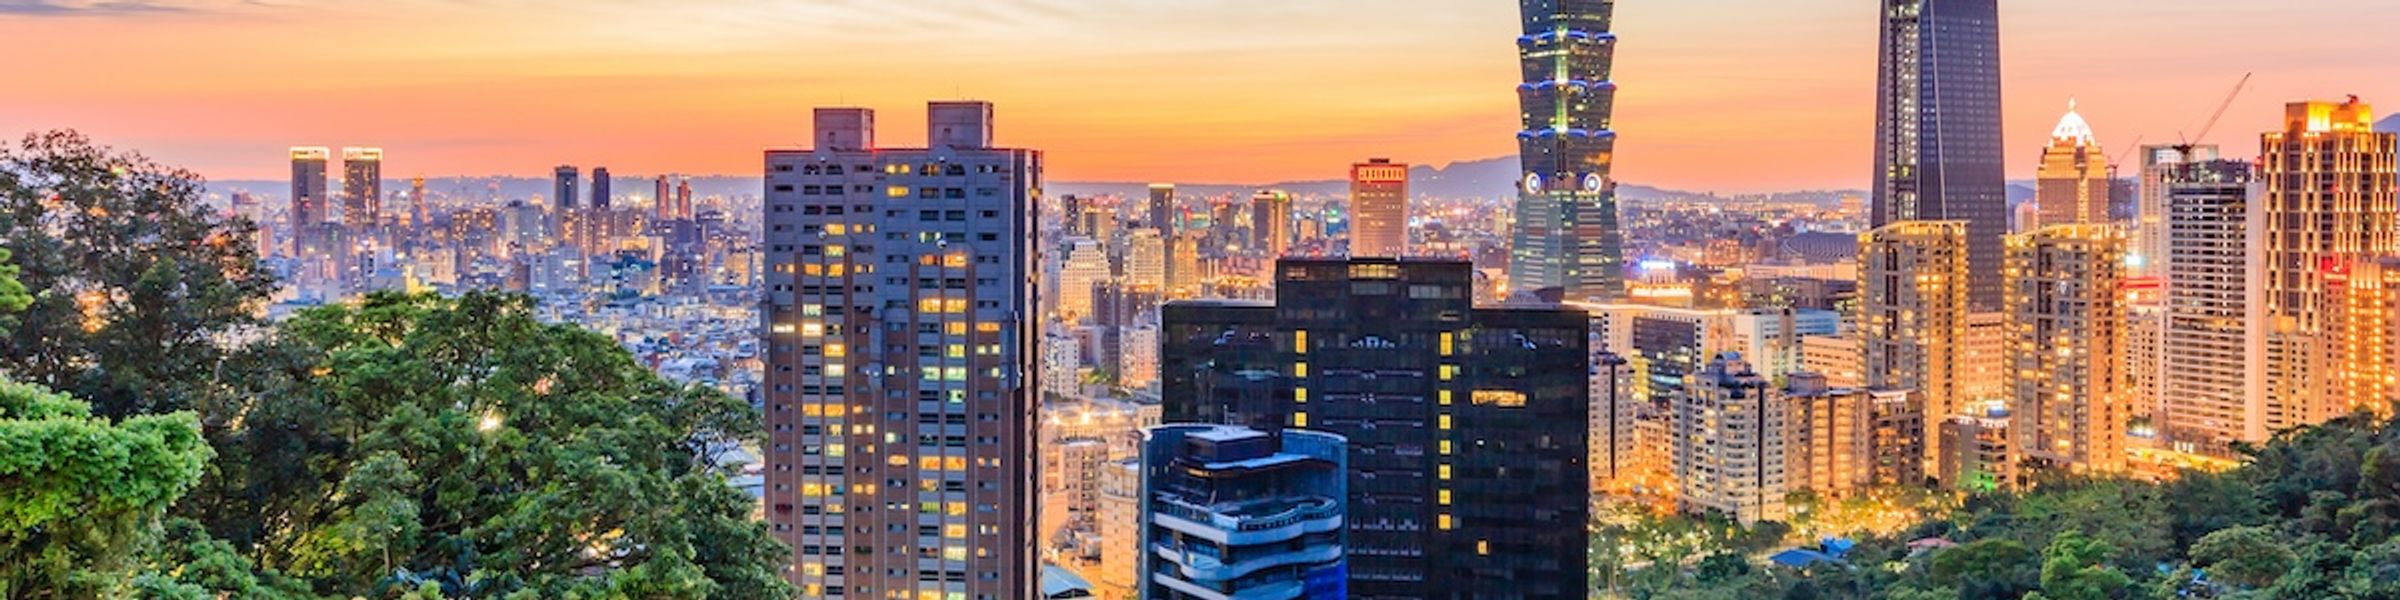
<box><xmin>0</xmin><ymin>0</ymin><xmax>195</xmax><ymax>15</ymax></box>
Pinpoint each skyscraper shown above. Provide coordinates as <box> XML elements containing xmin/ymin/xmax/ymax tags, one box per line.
<box><xmin>1511</xmin><ymin>0</ymin><xmax>1626</xmax><ymax>301</ymax></box>
<box><xmin>1148</xmin><ymin>183</ymin><xmax>1176</xmax><ymax>232</ymax></box>
<box><xmin>1137</xmin><ymin>426</ymin><xmax>1348</xmax><ymax>600</ymax></box>
<box><xmin>553</xmin><ymin>165</ymin><xmax>579</xmax><ymax>211</ymax></box>
<box><xmin>1872</xmin><ymin>0</ymin><xmax>2007</xmax><ymax>309</ymax></box>
<box><xmin>340</xmin><ymin>147</ymin><xmax>382</xmax><ymax>238</ymax></box>
<box><xmin>2035</xmin><ymin>101</ymin><xmax>2112</xmax><ymax>226</ymax></box>
<box><xmin>1057</xmin><ymin>236</ymin><xmax>1105</xmax><ymax>320</ymax></box>
<box><xmin>1860</xmin><ymin>221</ymin><xmax>1970</xmax><ymax>479</ymax></box>
<box><xmin>1349</xmin><ymin>159</ymin><xmax>1408</xmax><ymax>258</ymax></box>
<box><xmin>2004</xmin><ymin>224</ymin><xmax>2128</xmax><ymax>474</ymax></box>
<box><xmin>591</xmin><ymin>167</ymin><xmax>611</xmax><ymax>210</ymax></box>
<box><xmin>2257</xmin><ymin>98</ymin><xmax>2400</xmax><ymax>435</ymax></box>
<box><xmin>762</xmin><ymin>102</ymin><xmax>1041</xmax><ymax>599</ymax></box>
<box><xmin>289</xmin><ymin>147</ymin><xmax>330</xmax><ymax>231</ymax></box>
<box><xmin>1163</xmin><ymin>257</ymin><xmax>1589</xmax><ymax>598</ymax></box>
<box><xmin>1251</xmin><ymin>189</ymin><xmax>1293</xmax><ymax>258</ymax></box>
<box><xmin>2160</xmin><ymin>159</ymin><xmax>2254</xmax><ymax>452</ymax></box>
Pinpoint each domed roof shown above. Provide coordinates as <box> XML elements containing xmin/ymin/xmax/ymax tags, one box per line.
<box><xmin>2052</xmin><ymin>98</ymin><xmax>2097</xmax><ymax>145</ymax></box>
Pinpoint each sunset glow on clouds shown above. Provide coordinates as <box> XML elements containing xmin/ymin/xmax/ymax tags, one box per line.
<box><xmin>3</xmin><ymin>0</ymin><xmax>2395</xmax><ymax>192</ymax></box>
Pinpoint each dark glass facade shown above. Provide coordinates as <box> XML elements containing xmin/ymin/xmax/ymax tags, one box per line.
<box><xmin>1163</xmin><ymin>258</ymin><xmax>1591</xmax><ymax>599</ymax></box>
<box><xmin>1872</xmin><ymin>0</ymin><xmax>2007</xmax><ymax>309</ymax></box>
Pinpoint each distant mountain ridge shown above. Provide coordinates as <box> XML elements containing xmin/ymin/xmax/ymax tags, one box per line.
<box><xmin>2380</xmin><ymin>114</ymin><xmax>2400</xmax><ymax>134</ymax></box>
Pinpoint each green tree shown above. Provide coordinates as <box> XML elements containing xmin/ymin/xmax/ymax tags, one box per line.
<box><xmin>186</xmin><ymin>293</ymin><xmax>791</xmax><ymax>598</ymax></box>
<box><xmin>2036</xmin><ymin>530</ymin><xmax>2133</xmax><ymax>600</ymax></box>
<box><xmin>0</xmin><ymin>379</ymin><xmax>212</xmax><ymax>598</ymax></box>
<box><xmin>0</xmin><ymin>130</ymin><xmax>276</xmax><ymax>418</ymax></box>
<box><xmin>1929</xmin><ymin>538</ymin><xmax>2039</xmax><ymax>597</ymax></box>
<box><xmin>2188</xmin><ymin>525</ymin><xmax>2294</xmax><ymax>590</ymax></box>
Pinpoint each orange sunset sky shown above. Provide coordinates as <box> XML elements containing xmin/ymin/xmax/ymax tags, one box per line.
<box><xmin>2</xmin><ymin>0</ymin><xmax>2395</xmax><ymax>193</ymax></box>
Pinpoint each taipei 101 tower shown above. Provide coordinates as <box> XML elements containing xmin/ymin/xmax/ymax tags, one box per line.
<box><xmin>1510</xmin><ymin>0</ymin><xmax>1626</xmax><ymax>301</ymax></box>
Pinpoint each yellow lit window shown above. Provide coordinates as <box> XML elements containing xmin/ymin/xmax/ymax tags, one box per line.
<box><xmin>1439</xmin><ymin>390</ymin><xmax>1452</xmax><ymax>406</ymax></box>
<box><xmin>886</xmin><ymin>186</ymin><xmax>909</xmax><ymax>198</ymax></box>
<box><xmin>1440</xmin><ymin>332</ymin><xmax>1455</xmax><ymax>357</ymax></box>
<box><xmin>1439</xmin><ymin>464</ymin><xmax>1451</xmax><ymax>480</ymax></box>
<box><xmin>947</xmin><ymin>344</ymin><xmax>966</xmax><ymax>358</ymax></box>
<box><xmin>1294</xmin><ymin>388</ymin><xmax>1308</xmax><ymax>403</ymax></box>
<box><xmin>946</xmin><ymin>322</ymin><xmax>968</xmax><ymax>335</ymax></box>
<box><xmin>1438</xmin><ymin>489</ymin><xmax>1452</xmax><ymax>505</ymax></box>
<box><xmin>944</xmin><ymin>254</ymin><xmax>970</xmax><ymax>268</ymax></box>
<box><xmin>823</xmin><ymin>364</ymin><xmax>845</xmax><ymax>378</ymax></box>
<box><xmin>1293</xmin><ymin>363</ymin><xmax>1308</xmax><ymax>377</ymax></box>
<box><xmin>976</xmin><ymin>322</ymin><xmax>1001</xmax><ymax>333</ymax></box>
<box><xmin>1478</xmin><ymin>540</ymin><xmax>1490</xmax><ymax>555</ymax></box>
<box><xmin>826</xmin><ymin>223</ymin><xmax>848</xmax><ymax>235</ymax></box>
<box><xmin>772</xmin><ymin>323</ymin><xmax>795</xmax><ymax>334</ymax></box>
<box><xmin>1438</xmin><ymin>514</ymin><xmax>1453</xmax><ymax>530</ymax></box>
<box><xmin>944</xmin><ymin>524</ymin><xmax>966</xmax><ymax>539</ymax></box>
<box><xmin>1438</xmin><ymin>415</ymin><xmax>1451</xmax><ymax>430</ymax></box>
<box><xmin>1294</xmin><ymin>330</ymin><xmax>1308</xmax><ymax>354</ymax></box>
<box><xmin>824</xmin><ymin>344</ymin><xmax>846</xmax><ymax>358</ymax></box>
<box><xmin>1293</xmin><ymin>412</ymin><xmax>1309</xmax><ymax>428</ymax></box>
<box><xmin>801</xmin><ymin>322</ymin><xmax>825</xmax><ymax>337</ymax></box>
<box><xmin>825</xmin><ymin>245</ymin><xmax>845</xmax><ymax>257</ymax></box>
<box><xmin>1440</xmin><ymin>440</ymin><xmax>1452</xmax><ymax>455</ymax></box>
<box><xmin>1440</xmin><ymin>364</ymin><xmax>1456</xmax><ymax>381</ymax></box>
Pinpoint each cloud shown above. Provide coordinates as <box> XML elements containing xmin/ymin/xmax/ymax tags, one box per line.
<box><xmin>0</xmin><ymin>0</ymin><xmax>193</xmax><ymax>15</ymax></box>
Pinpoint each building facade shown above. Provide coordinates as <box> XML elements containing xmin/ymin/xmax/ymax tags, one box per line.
<box><xmin>1872</xmin><ymin>0</ymin><xmax>2008</xmax><ymax>310</ymax></box>
<box><xmin>1511</xmin><ymin>0</ymin><xmax>1626</xmax><ymax>300</ymax></box>
<box><xmin>2160</xmin><ymin>159</ymin><xmax>2257</xmax><ymax>453</ymax></box>
<box><xmin>760</xmin><ymin>101</ymin><xmax>1041</xmax><ymax>599</ymax></box>
<box><xmin>1163</xmin><ymin>257</ymin><xmax>1590</xmax><ymax>599</ymax></box>
<box><xmin>1349</xmin><ymin>159</ymin><xmax>1408</xmax><ymax>258</ymax></box>
<box><xmin>1859</xmin><ymin>221</ymin><xmax>1970</xmax><ymax>480</ymax></box>
<box><xmin>2004</xmin><ymin>224</ymin><xmax>2128</xmax><ymax>474</ymax></box>
<box><xmin>2257</xmin><ymin>99</ymin><xmax>2400</xmax><ymax>435</ymax></box>
<box><xmin>1139</xmin><ymin>426</ymin><xmax>1347</xmax><ymax>600</ymax></box>
<box><xmin>2036</xmin><ymin>102</ymin><xmax>2112</xmax><ymax>227</ymax></box>
<box><xmin>1673</xmin><ymin>354</ymin><xmax>1788</xmax><ymax>525</ymax></box>
<box><xmin>1254</xmin><ymin>190</ymin><xmax>1294</xmax><ymax>258</ymax></box>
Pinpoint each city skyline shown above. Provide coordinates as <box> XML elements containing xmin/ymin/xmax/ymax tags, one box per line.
<box><xmin>4</xmin><ymin>0</ymin><xmax>2395</xmax><ymax>193</ymax></box>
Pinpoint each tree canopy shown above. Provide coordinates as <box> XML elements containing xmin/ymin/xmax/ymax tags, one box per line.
<box><xmin>0</xmin><ymin>130</ymin><xmax>276</xmax><ymax>418</ymax></box>
<box><xmin>177</xmin><ymin>292</ymin><xmax>792</xmax><ymax>599</ymax></box>
<box><xmin>0</xmin><ymin>379</ymin><xmax>212</xmax><ymax>598</ymax></box>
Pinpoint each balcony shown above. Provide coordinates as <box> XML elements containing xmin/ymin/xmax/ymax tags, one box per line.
<box><xmin>1151</xmin><ymin>495</ymin><xmax>1343</xmax><ymax>546</ymax></box>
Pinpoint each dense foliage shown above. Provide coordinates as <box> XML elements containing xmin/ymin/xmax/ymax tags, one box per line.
<box><xmin>1605</xmin><ymin>412</ymin><xmax>2400</xmax><ymax>600</ymax></box>
<box><xmin>0</xmin><ymin>130</ymin><xmax>276</xmax><ymax>418</ymax></box>
<box><xmin>0</xmin><ymin>131</ymin><xmax>791</xmax><ymax>599</ymax></box>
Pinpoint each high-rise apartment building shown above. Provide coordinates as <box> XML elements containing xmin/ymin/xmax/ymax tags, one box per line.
<box><xmin>1349</xmin><ymin>159</ymin><xmax>1408</xmax><ymax>258</ymax></box>
<box><xmin>1252</xmin><ymin>189</ymin><xmax>1294</xmax><ymax>258</ymax></box>
<box><xmin>591</xmin><ymin>167</ymin><xmax>611</xmax><ymax>210</ymax></box>
<box><xmin>2160</xmin><ymin>159</ymin><xmax>2256</xmax><ymax>452</ymax></box>
<box><xmin>1860</xmin><ymin>221</ymin><xmax>1970</xmax><ymax>479</ymax></box>
<box><xmin>1673</xmin><ymin>353</ymin><xmax>1788</xmax><ymax>525</ymax></box>
<box><xmin>1094</xmin><ymin>458</ymin><xmax>1140</xmax><ymax>600</ymax></box>
<box><xmin>1511</xmin><ymin>0</ymin><xmax>1626</xmax><ymax>300</ymax></box>
<box><xmin>1592</xmin><ymin>352</ymin><xmax>1637</xmax><ymax>494</ymax></box>
<box><xmin>340</xmin><ymin>147</ymin><xmax>383</xmax><ymax>236</ymax></box>
<box><xmin>2036</xmin><ymin>102</ymin><xmax>2112</xmax><ymax>226</ymax></box>
<box><xmin>1872</xmin><ymin>0</ymin><xmax>2007</xmax><ymax>309</ymax></box>
<box><xmin>761</xmin><ymin>101</ymin><xmax>1041</xmax><ymax>599</ymax></box>
<box><xmin>1123</xmin><ymin>229</ymin><xmax>1165</xmax><ymax>291</ymax></box>
<box><xmin>1138</xmin><ymin>426</ymin><xmax>1347</xmax><ymax>600</ymax></box>
<box><xmin>1165</xmin><ymin>234</ymin><xmax>1200</xmax><ymax>300</ymax></box>
<box><xmin>1783</xmin><ymin>372</ymin><xmax>1875</xmax><ymax>499</ymax></box>
<box><xmin>1163</xmin><ymin>257</ymin><xmax>1589</xmax><ymax>598</ymax></box>
<box><xmin>2257</xmin><ymin>98</ymin><xmax>2400</xmax><ymax>434</ymax></box>
<box><xmin>2136</xmin><ymin>144</ymin><xmax>2219</xmax><ymax>274</ymax></box>
<box><xmin>2004</xmin><ymin>224</ymin><xmax>2128</xmax><ymax>474</ymax></box>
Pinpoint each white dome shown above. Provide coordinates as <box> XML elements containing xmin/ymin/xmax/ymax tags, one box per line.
<box><xmin>2052</xmin><ymin>98</ymin><xmax>2097</xmax><ymax>145</ymax></box>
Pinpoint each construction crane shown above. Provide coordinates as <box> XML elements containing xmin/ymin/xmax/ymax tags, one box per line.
<box><xmin>2177</xmin><ymin>72</ymin><xmax>2253</xmax><ymax>158</ymax></box>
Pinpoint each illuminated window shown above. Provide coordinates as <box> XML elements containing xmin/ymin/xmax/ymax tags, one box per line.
<box><xmin>825</xmin><ymin>444</ymin><xmax>844</xmax><ymax>458</ymax></box>
<box><xmin>1440</xmin><ymin>440</ymin><xmax>1452</xmax><ymax>455</ymax></box>
<box><xmin>1438</xmin><ymin>514</ymin><xmax>1453</xmax><ymax>530</ymax></box>
<box><xmin>1293</xmin><ymin>363</ymin><xmax>1308</xmax><ymax>377</ymax></box>
<box><xmin>823</xmin><ymin>364</ymin><xmax>846</xmax><ymax>378</ymax></box>
<box><xmin>1439</xmin><ymin>390</ymin><xmax>1453</xmax><ymax>406</ymax></box>
<box><xmin>946</xmin><ymin>344</ymin><xmax>966</xmax><ymax>359</ymax></box>
<box><xmin>886</xmin><ymin>186</ymin><xmax>909</xmax><ymax>198</ymax></box>
<box><xmin>1438</xmin><ymin>415</ymin><xmax>1451</xmax><ymax>430</ymax></box>
<box><xmin>1472</xmin><ymin>390</ymin><xmax>1527</xmax><ymax>407</ymax></box>
<box><xmin>1294</xmin><ymin>330</ymin><xmax>1308</xmax><ymax>354</ymax></box>
<box><xmin>801</xmin><ymin>322</ymin><xmax>825</xmax><ymax>337</ymax></box>
<box><xmin>1438</xmin><ymin>489</ymin><xmax>1451</xmax><ymax>505</ymax></box>
<box><xmin>976</xmin><ymin>322</ymin><xmax>1001</xmax><ymax>333</ymax></box>
<box><xmin>1439</xmin><ymin>464</ymin><xmax>1451</xmax><ymax>480</ymax></box>
<box><xmin>825</xmin><ymin>245</ymin><xmax>845</xmax><ymax>257</ymax></box>
<box><xmin>1293</xmin><ymin>412</ymin><xmax>1309</xmax><ymax>428</ymax></box>
<box><xmin>946</xmin><ymin>322</ymin><xmax>968</xmax><ymax>335</ymax></box>
<box><xmin>1440</xmin><ymin>364</ymin><xmax>1457</xmax><ymax>381</ymax></box>
<box><xmin>824</xmin><ymin>344</ymin><xmax>846</xmax><ymax>358</ymax></box>
<box><xmin>1440</xmin><ymin>332</ymin><xmax>1455</xmax><ymax>356</ymax></box>
<box><xmin>1478</xmin><ymin>540</ymin><xmax>1490</xmax><ymax>555</ymax></box>
<box><xmin>1294</xmin><ymin>388</ymin><xmax>1308</xmax><ymax>403</ymax></box>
